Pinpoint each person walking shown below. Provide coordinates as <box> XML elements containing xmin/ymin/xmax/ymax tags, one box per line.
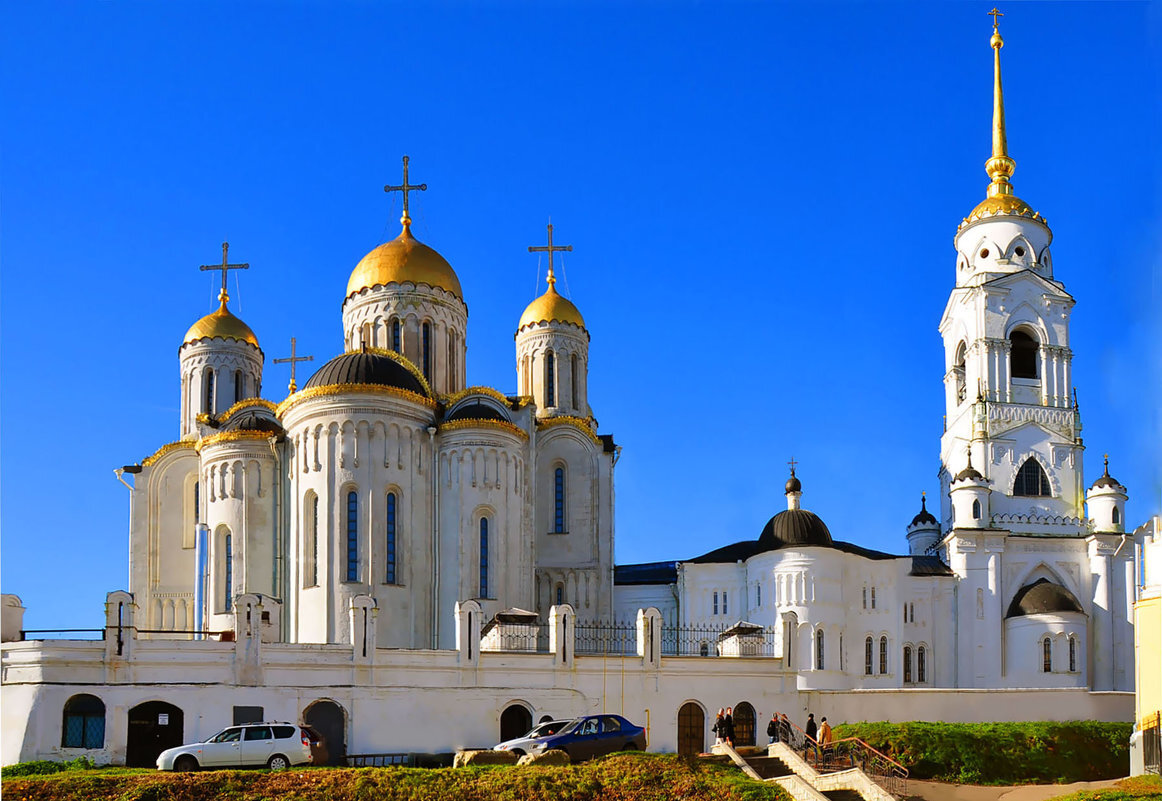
<box><xmin>818</xmin><ymin>716</ymin><xmax>833</xmax><ymax>765</ymax></box>
<box><xmin>712</xmin><ymin>708</ymin><xmax>726</xmax><ymax>746</ymax></box>
<box><xmin>767</xmin><ymin>712</ymin><xmax>780</xmax><ymax>745</ymax></box>
<box><xmin>804</xmin><ymin>713</ymin><xmax>819</xmax><ymax>762</ymax></box>
<box><xmin>723</xmin><ymin>706</ymin><xmax>736</xmax><ymax>747</ymax></box>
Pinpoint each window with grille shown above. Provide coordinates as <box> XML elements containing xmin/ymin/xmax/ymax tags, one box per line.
<box><xmin>391</xmin><ymin>319</ymin><xmax>401</xmax><ymax>352</ymax></box>
<box><xmin>421</xmin><ymin>323</ymin><xmax>431</xmax><ymax>381</ymax></box>
<box><xmin>903</xmin><ymin>646</ymin><xmax>913</xmax><ymax>683</ymax></box>
<box><xmin>918</xmin><ymin>645</ymin><xmax>927</xmax><ymax>682</ymax></box>
<box><xmin>545</xmin><ymin>351</ymin><xmax>556</xmax><ymax>406</ymax></box>
<box><xmin>815</xmin><ymin>630</ymin><xmax>825</xmax><ymax>670</ymax></box>
<box><xmin>1042</xmin><ymin>637</ymin><xmax>1052</xmax><ymax>672</ymax></box>
<box><xmin>479</xmin><ymin>518</ymin><xmax>490</xmax><ymax>598</ymax></box>
<box><xmin>864</xmin><ymin>637</ymin><xmax>873</xmax><ymax>675</ymax></box>
<box><xmin>553</xmin><ymin>468</ymin><xmax>565</xmax><ymax>532</ymax></box>
<box><xmin>346</xmin><ymin>491</ymin><xmax>358</xmax><ymax>582</ymax></box>
<box><xmin>713</xmin><ymin>591</ymin><xmax>718</xmax><ymax>615</ymax></box>
<box><xmin>1015</xmin><ymin>458</ymin><xmax>1051</xmax><ymax>497</ymax></box>
<box><xmin>61</xmin><ymin>694</ymin><xmax>105</xmax><ymax>749</ymax></box>
<box><xmin>385</xmin><ymin>492</ymin><xmax>397</xmax><ymax>584</ymax></box>
<box><xmin>879</xmin><ymin>636</ymin><xmax>888</xmax><ymax>674</ymax></box>
<box><xmin>1068</xmin><ymin>636</ymin><xmax>1076</xmax><ymax>672</ymax></box>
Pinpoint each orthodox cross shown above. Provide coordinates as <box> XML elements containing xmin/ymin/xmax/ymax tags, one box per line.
<box><xmin>787</xmin><ymin>457</ymin><xmax>798</xmax><ymax>474</ymax></box>
<box><xmin>988</xmin><ymin>7</ymin><xmax>1003</xmax><ymax>31</ymax></box>
<box><xmin>384</xmin><ymin>155</ymin><xmax>427</xmax><ymax>226</ymax></box>
<box><xmin>273</xmin><ymin>337</ymin><xmax>314</xmax><ymax>394</ymax></box>
<box><xmin>199</xmin><ymin>242</ymin><xmax>249</xmax><ymax>304</ymax></box>
<box><xmin>528</xmin><ymin>222</ymin><xmax>573</xmax><ymax>286</ymax></box>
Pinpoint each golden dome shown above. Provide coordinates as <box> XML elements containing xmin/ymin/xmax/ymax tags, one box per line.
<box><xmin>518</xmin><ymin>282</ymin><xmax>585</xmax><ymax>331</ymax></box>
<box><xmin>347</xmin><ymin>223</ymin><xmax>462</xmax><ymax>299</ymax></box>
<box><xmin>965</xmin><ymin>193</ymin><xmax>1039</xmax><ymax>223</ymax></box>
<box><xmin>183</xmin><ymin>300</ymin><xmax>260</xmax><ymax>349</ymax></box>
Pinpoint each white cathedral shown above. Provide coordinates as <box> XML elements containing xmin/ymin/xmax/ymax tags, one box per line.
<box><xmin>0</xmin><ymin>20</ymin><xmax>1144</xmax><ymax>768</ymax></box>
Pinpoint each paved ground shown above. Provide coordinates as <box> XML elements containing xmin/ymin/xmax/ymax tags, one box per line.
<box><xmin>905</xmin><ymin>778</ymin><xmax>1124</xmax><ymax>801</ymax></box>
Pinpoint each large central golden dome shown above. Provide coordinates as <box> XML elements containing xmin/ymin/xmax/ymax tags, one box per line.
<box><xmin>347</xmin><ymin>224</ymin><xmax>462</xmax><ymax>299</ymax></box>
<box><xmin>183</xmin><ymin>300</ymin><xmax>260</xmax><ymax>349</ymax></box>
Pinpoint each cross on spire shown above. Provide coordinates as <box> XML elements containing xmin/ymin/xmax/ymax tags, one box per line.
<box><xmin>273</xmin><ymin>337</ymin><xmax>314</xmax><ymax>394</ymax></box>
<box><xmin>528</xmin><ymin>222</ymin><xmax>573</xmax><ymax>288</ymax></box>
<box><xmin>384</xmin><ymin>155</ymin><xmax>427</xmax><ymax>227</ymax></box>
<box><xmin>988</xmin><ymin>7</ymin><xmax>1003</xmax><ymax>31</ymax></box>
<box><xmin>199</xmin><ymin>242</ymin><xmax>249</xmax><ymax>305</ymax></box>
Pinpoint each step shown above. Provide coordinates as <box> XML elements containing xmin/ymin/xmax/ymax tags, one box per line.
<box><xmin>742</xmin><ymin>755</ymin><xmax>794</xmax><ymax>779</ymax></box>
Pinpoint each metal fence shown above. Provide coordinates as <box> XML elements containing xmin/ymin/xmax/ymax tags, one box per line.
<box><xmin>1144</xmin><ymin>712</ymin><xmax>1161</xmax><ymax>775</ymax></box>
<box><xmin>480</xmin><ymin>623</ymin><xmax>550</xmax><ymax>653</ymax></box>
<box><xmin>346</xmin><ymin>753</ymin><xmax>412</xmax><ymax>767</ymax></box>
<box><xmin>574</xmin><ymin>621</ymin><xmax>638</xmax><ymax>656</ymax></box>
<box><xmin>661</xmin><ymin>623</ymin><xmax>779</xmax><ymax>658</ymax></box>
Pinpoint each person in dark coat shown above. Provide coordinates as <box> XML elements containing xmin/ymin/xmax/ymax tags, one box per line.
<box><xmin>804</xmin><ymin>713</ymin><xmax>819</xmax><ymax>762</ymax></box>
<box><xmin>712</xmin><ymin>708</ymin><xmax>726</xmax><ymax>746</ymax></box>
<box><xmin>767</xmin><ymin>712</ymin><xmax>780</xmax><ymax>745</ymax></box>
<box><xmin>723</xmin><ymin>706</ymin><xmax>736</xmax><ymax>747</ymax></box>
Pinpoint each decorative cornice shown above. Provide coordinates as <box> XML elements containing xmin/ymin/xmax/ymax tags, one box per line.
<box><xmin>142</xmin><ymin>441</ymin><xmax>196</xmax><ymax>467</ymax></box>
<box><xmin>277</xmin><ymin>382</ymin><xmax>438</xmax><ymax>417</ymax></box>
<box><xmin>196</xmin><ymin>430</ymin><xmax>276</xmax><ymax>451</ymax></box>
<box><xmin>536</xmin><ymin>415</ymin><xmax>601</xmax><ymax>445</ymax></box>
<box><xmin>220</xmin><ymin>398</ymin><xmax>278</xmax><ymax>420</ymax></box>
<box><xmin>442</xmin><ymin>386</ymin><xmax>511</xmax><ymax>408</ymax></box>
<box><xmin>439</xmin><ymin>418</ymin><xmax>529</xmax><ymax>440</ymax></box>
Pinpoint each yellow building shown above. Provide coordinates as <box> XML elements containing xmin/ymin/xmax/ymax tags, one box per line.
<box><xmin>1132</xmin><ymin>516</ymin><xmax>1160</xmax><ymax>776</ymax></box>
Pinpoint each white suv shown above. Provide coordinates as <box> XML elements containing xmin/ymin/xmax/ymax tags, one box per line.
<box><xmin>156</xmin><ymin>722</ymin><xmax>317</xmax><ymax>771</ymax></box>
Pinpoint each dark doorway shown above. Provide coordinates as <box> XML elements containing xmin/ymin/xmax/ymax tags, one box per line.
<box><xmin>126</xmin><ymin>701</ymin><xmax>184</xmax><ymax>768</ymax></box>
<box><xmin>733</xmin><ymin>702</ymin><xmax>756</xmax><ymax>747</ymax></box>
<box><xmin>500</xmin><ymin>704</ymin><xmax>532</xmax><ymax>742</ymax></box>
<box><xmin>304</xmin><ymin>700</ymin><xmax>346</xmax><ymax>766</ymax></box>
<box><xmin>677</xmin><ymin>702</ymin><xmax>704</xmax><ymax>756</ymax></box>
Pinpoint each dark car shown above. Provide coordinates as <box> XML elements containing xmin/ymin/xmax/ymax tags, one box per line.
<box><xmin>526</xmin><ymin>714</ymin><xmax>646</xmax><ymax>761</ymax></box>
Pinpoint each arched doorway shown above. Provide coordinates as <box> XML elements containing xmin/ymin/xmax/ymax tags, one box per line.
<box><xmin>304</xmin><ymin>700</ymin><xmax>346</xmax><ymax>766</ymax></box>
<box><xmin>677</xmin><ymin>702</ymin><xmax>704</xmax><ymax>756</ymax></box>
<box><xmin>126</xmin><ymin>701</ymin><xmax>183</xmax><ymax>768</ymax></box>
<box><xmin>733</xmin><ymin>702</ymin><xmax>756</xmax><ymax>747</ymax></box>
<box><xmin>500</xmin><ymin>704</ymin><xmax>532</xmax><ymax>742</ymax></box>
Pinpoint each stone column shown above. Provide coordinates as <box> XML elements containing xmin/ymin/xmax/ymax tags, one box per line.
<box><xmin>1088</xmin><ymin>538</ymin><xmax>1114</xmax><ymax>690</ymax></box>
<box><xmin>549</xmin><ymin>603</ymin><xmax>575</xmax><ymax>668</ymax></box>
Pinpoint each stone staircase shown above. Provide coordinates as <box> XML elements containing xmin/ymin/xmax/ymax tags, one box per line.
<box><xmin>710</xmin><ymin>742</ymin><xmax>901</xmax><ymax>801</ymax></box>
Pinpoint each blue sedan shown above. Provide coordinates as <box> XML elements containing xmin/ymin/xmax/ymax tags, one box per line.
<box><xmin>526</xmin><ymin>714</ymin><xmax>646</xmax><ymax>761</ymax></box>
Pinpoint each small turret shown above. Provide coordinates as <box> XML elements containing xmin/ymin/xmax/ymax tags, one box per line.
<box><xmin>950</xmin><ymin>447</ymin><xmax>991</xmax><ymax>529</ymax></box>
<box><xmin>906</xmin><ymin>493</ymin><xmax>941</xmax><ymax>555</ymax></box>
<box><xmin>1086</xmin><ymin>455</ymin><xmax>1128</xmax><ymax>533</ymax></box>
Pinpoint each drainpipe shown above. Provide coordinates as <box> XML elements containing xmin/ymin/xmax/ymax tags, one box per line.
<box><xmin>269</xmin><ymin>436</ymin><xmax>284</xmax><ymax>628</ymax></box>
<box><xmin>194</xmin><ymin>523</ymin><xmax>209</xmax><ymax>639</ymax></box>
<box><xmin>428</xmin><ymin>425</ymin><xmax>439</xmax><ymax>649</ymax></box>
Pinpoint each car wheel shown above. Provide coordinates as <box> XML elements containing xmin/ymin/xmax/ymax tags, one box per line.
<box><xmin>622</xmin><ymin>742</ymin><xmax>638</xmax><ymax>751</ymax></box>
<box><xmin>268</xmin><ymin>754</ymin><xmax>290</xmax><ymax>771</ymax></box>
<box><xmin>174</xmin><ymin>755</ymin><xmax>198</xmax><ymax>772</ymax></box>
<box><xmin>510</xmin><ymin>749</ymin><xmax>525</xmax><ymax>757</ymax></box>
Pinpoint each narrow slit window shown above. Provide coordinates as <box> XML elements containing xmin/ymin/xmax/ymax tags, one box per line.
<box><xmin>391</xmin><ymin>319</ymin><xmax>401</xmax><ymax>353</ymax></box>
<box><xmin>918</xmin><ymin>645</ymin><xmax>927</xmax><ymax>683</ymax></box>
<box><xmin>234</xmin><ymin>369</ymin><xmax>244</xmax><ymax>403</ymax></box>
<box><xmin>879</xmin><ymin>636</ymin><xmax>888</xmax><ymax>674</ymax></box>
<box><xmin>545</xmin><ymin>351</ymin><xmax>556</xmax><ymax>407</ymax></box>
<box><xmin>421</xmin><ymin>323</ymin><xmax>431</xmax><ymax>381</ymax></box>
<box><xmin>205</xmin><ymin>369</ymin><xmax>215</xmax><ymax>413</ymax></box>
<box><xmin>479</xmin><ymin>518</ymin><xmax>490</xmax><ymax>598</ymax></box>
<box><xmin>713</xmin><ymin>591</ymin><xmax>718</xmax><ymax>615</ymax></box>
<box><xmin>903</xmin><ymin>646</ymin><xmax>913</xmax><ymax>683</ymax></box>
<box><xmin>571</xmin><ymin>353</ymin><xmax>579</xmax><ymax>409</ymax></box>
<box><xmin>1068</xmin><ymin>636</ymin><xmax>1076</xmax><ymax>672</ymax></box>
<box><xmin>224</xmin><ymin>532</ymin><xmax>233</xmax><ymax>611</ymax></box>
<box><xmin>815</xmin><ymin>629</ymin><xmax>825</xmax><ymax>670</ymax></box>
<box><xmin>346</xmin><ymin>491</ymin><xmax>358</xmax><ymax>582</ymax></box>
<box><xmin>1042</xmin><ymin>636</ymin><xmax>1052</xmax><ymax>672</ymax></box>
<box><xmin>554</xmin><ymin>467</ymin><xmax>565</xmax><ymax>533</ymax></box>
<box><xmin>864</xmin><ymin>636</ymin><xmax>873</xmax><ymax>675</ymax></box>
<box><xmin>385</xmin><ymin>492</ymin><xmax>397</xmax><ymax>584</ymax></box>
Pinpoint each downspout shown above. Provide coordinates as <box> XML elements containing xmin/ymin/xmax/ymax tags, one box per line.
<box><xmin>269</xmin><ymin>437</ymin><xmax>284</xmax><ymax>625</ymax></box>
<box><xmin>194</xmin><ymin>523</ymin><xmax>209</xmax><ymax>639</ymax></box>
<box><xmin>428</xmin><ymin>425</ymin><xmax>439</xmax><ymax>649</ymax></box>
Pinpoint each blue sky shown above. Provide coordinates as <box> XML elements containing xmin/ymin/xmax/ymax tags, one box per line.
<box><xmin>2</xmin><ymin>2</ymin><xmax>1159</xmax><ymax>630</ymax></box>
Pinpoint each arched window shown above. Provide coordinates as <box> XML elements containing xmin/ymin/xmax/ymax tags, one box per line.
<box><xmin>545</xmin><ymin>351</ymin><xmax>556</xmax><ymax>407</ymax></box>
<box><xmin>972</xmin><ymin>498</ymin><xmax>982</xmax><ymax>519</ymax></box>
<box><xmin>479</xmin><ymin>517</ymin><xmax>490</xmax><ymax>598</ymax></box>
<box><xmin>421</xmin><ymin>323</ymin><xmax>431</xmax><ymax>381</ymax></box>
<box><xmin>917</xmin><ymin>645</ymin><xmax>927</xmax><ymax>683</ymax></box>
<box><xmin>571</xmin><ymin>353</ymin><xmax>579</xmax><ymax>409</ymax></box>
<box><xmin>61</xmin><ymin>694</ymin><xmax>105</xmax><ymax>748</ymax></box>
<box><xmin>1015</xmin><ymin>458</ymin><xmax>1051</xmax><ymax>497</ymax></box>
<box><xmin>879</xmin><ymin>636</ymin><xmax>888</xmax><ymax>674</ymax></box>
<box><xmin>304</xmin><ymin>493</ymin><xmax>318</xmax><ymax>588</ymax></box>
<box><xmin>815</xmin><ymin>629</ymin><xmax>825</xmax><ymax>670</ymax></box>
<box><xmin>234</xmin><ymin>369</ymin><xmax>244</xmax><ymax>403</ymax></box>
<box><xmin>1042</xmin><ymin>636</ymin><xmax>1052</xmax><ymax>672</ymax></box>
<box><xmin>1112</xmin><ymin>507</ymin><xmax>1121</xmax><ymax>525</ymax></box>
<box><xmin>224</xmin><ymin>532</ymin><xmax>233</xmax><ymax>610</ymax></box>
<box><xmin>713</xmin><ymin>591</ymin><xmax>719</xmax><ymax>615</ymax></box>
<box><xmin>903</xmin><ymin>646</ymin><xmax>913</xmax><ymax>683</ymax></box>
<box><xmin>555</xmin><ymin>583</ymin><xmax>564</xmax><ymax>606</ymax></box>
<box><xmin>385</xmin><ymin>492</ymin><xmax>398</xmax><ymax>584</ymax></box>
<box><xmin>346</xmin><ymin>491</ymin><xmax>358</xmax><ymax>582</ymax></box>
<box><xmin>553</xmin><ymin>467</ymin><xmax>566</xmax><ymax>533</ymax></box>
<box><xmin>864</xmin><ymin>636</ymin><xmax>873</xmax><ymax>675</ymax></box>
<box><xmin>954</xmin><ymin>341</ymin><xmax>967</xmax><ymax>403</ymax></box>
<box><xmin>391</xmin><ymin>319</ymin><xmax>401</xmax><ymax>353</ymax></box>
<box><xmin>204</xmin><ymin>369</ymin><xmax>215</xmax><ymax>413</ymax></box>
<box><xmin>1068</xmin><ymin>636</ymin><xmax>1077</xmax><ymax>672</ymax></box>
<box><xmin>1010</xmin><ymin>330</ymin><xmax>1039</xmax><ymax>379</ymax></box>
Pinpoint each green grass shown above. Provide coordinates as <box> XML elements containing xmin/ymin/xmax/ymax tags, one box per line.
<box><xmin>1</xmin><ymin>753</ymin><xmax>793</xmax><ymax>801</ymax></box>
<box><xmin>1045</xmin><ymin>774</ymin><xmax>1162</xmax><ymax>801</ymax></box>
<box><xmin>833</xmin><ymin>721</ymin><xmax>1133</xmax><ymax>785</ymax></box>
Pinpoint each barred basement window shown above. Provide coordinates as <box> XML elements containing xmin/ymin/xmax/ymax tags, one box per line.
<box><xmin>61</xmin><ymin>694</ymin><xmax>105</xmax><ymax>749</ymax></box>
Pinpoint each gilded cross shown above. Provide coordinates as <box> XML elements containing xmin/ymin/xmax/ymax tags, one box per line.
<box><xmin>528</xmin><ymin>222</ymin><xmax>573</xmax><ymax>286</ymax></box>
<box><xmin>199</xmin><ymin>242</ymin><xmax>249</xmax><ymax>304</ymax></box>
<box><xmin>787</xmin><ymin>457</ymin><xmax>798</xmax><ymax>473</ymax></box>
<box><xmin>384</xmin><ymin>155</ymin><xmax>427</xmax><ymax>226</ymax></box>
<box><xmin>273</xmin><ymin>337</ymin><xmax>314</xmax><ymax>394</ymax></box>
<box><xmin>988</xmin><ymin>7</ymin><xmax>1003</xmax><ymax>31</ymax></box>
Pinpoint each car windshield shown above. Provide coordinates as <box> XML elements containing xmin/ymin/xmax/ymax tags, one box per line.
<box><xmin>555</xmin><ymin>719</ymin><xmax>583</xmax><ymax>735</ymax></box>
<box><xmin>207</xmin><ymin>728</ymin><xmax>242</xmax><ymax>743</ymax></box>
<box><xmin>526</xmin><ymin>721</ymin><xmax>563</xmax><ymax>738</ymax></box>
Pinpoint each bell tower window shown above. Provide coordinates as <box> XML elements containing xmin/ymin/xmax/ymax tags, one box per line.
<box><xmin>421</xmin><ymin>323</ymin><xmax>431</xmax><ymax>382</ymax></box>
<box><xmin>545</xmin><ymin>351</ymin><xmax>556</xmax><ymax>407</ymax></box>
<box><xmin>1014</xmin><ymin>458</ymin><xmax>1051</xmax><ymax>497</ymax></box>
<box><xmin>204</xmin><ymin>369</ymin><xmax>215</xmax><ymax>413</ymax></box>
<box><xmin>391</xmin><ymin>319</ymin><xmax>401</xmax><ymax>353</ymax></box>
<box><xmin>953</xmin><ymin>342</ymin><xmax>967</xmax><ymax>404</ymax></box>
<box><xmin>1010</xmin><ymin>330</ymin><xmax>1039</xmax><ymax>379</ymax></box>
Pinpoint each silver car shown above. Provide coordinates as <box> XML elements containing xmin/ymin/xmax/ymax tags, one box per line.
<box><xmin>494</xmin><ymin>719</ymin><xmax>571</xmax><ymax>756</ymax></box>
<box><xmin>156</xmin><ymin>722</ymin><xmax>316</xmax><ymax>771</ymax></box>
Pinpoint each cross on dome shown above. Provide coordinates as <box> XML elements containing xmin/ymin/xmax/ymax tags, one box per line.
<box><xmin>199</xmin><ymin>242</ymin><xmax>249</xmax><ymax>305</ymax></box>
<box><xmin>273</xmin><ymin>336</ymin><xmax>314</xmax><ymax>394</ymax></box>
<box><xmin>384</xmin><ymin>155</ymin><xmax>427</xmax><ymax>228</ymax></box>
<box><xmin>528</xmin><ymin>222</ymin><xmax>573</xmax><ymax>288</ymax></box>
<box><xmin>988</xmin><ymin>7</ymin><xmax>1003</xmax><ymax>31</ymax></box>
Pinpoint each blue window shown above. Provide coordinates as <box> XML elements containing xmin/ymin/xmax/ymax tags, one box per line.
<box><xmin>386</xmin><ymin>492</ymin><xmax>397</xmax><ymax>584</ymax></box>
<box><xmin>545</xmin><ymin>351</ymin><xmax>555</xmax><ymax>407</ymax></box>
<box><xmin>346</xmin><ymin>491</ymin><xmax>358</xmax><ymax>582</ymax></box>
<box><xmin>61</xmin><ymin>694</ymin><xmax>105</xmax><ymax>749</ymax></box>
<box><xmin>479</xmin><ymin>518</ymin><xmax>489</xmax><ymax>598</ymax></box>
<box><xmin>391</xmin><ymin>319</ymin><xmax>401</xmax><ymax>353</ymax></box>
<box><xmin>204</xmin><ymin>369</ymin><xmax>215</xmax><ymax>413</ymax></box>
<box><xmin>713</xmin><ymin>591</ymin><xmax>718</xmax><ymax>615</ymax></box>
<box><xmin>224</xmin><ymin>533</ymin><xmax>232</xmax><ymax>610</ymax></box>
<box><xmin>553</xmin><ymin>468</ymin><xmax>565</xmax><ymax>533</ymax></box>
<box><xmin>422</xmin><ymin>322</ymin><xmax>431</xmax><ymax>381</ymax></box>
<box><xmin>556</xmin><ymin>584</ymin><xmax>564</xmax><ymax>606</ymax></box>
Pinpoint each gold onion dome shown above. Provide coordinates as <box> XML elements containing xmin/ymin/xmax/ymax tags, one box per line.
<box><xmin>518</xmin><ymin>280</ymin><xmax>585</xmax><ymax>330</ymax></box>
<box><xmin>347</xmin><ymin>223</ymin><xmax>463</xmax><ymax>299</ymax></box>
<box><xmin>183</xmin><ymin>297</ymin><xmax>260</xmax><ymax>349</ymax></box>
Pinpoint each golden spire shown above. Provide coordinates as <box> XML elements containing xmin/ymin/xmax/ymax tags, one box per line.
<box><xmin>985</xmin><ymin>8</ymin><xmax>1016</xmax><ymax>198</ymax></box>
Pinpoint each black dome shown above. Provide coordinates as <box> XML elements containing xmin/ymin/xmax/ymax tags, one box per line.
<box><xmin>758</xmin><ymin>509</ymin><xmax>833</xmax><ymax>548</ymax></box>
<box><xmin>785</xmin><ymin>474</ymin><xmax>802</xmax><ymax>493</ymax></box>
<box><xmin>1006</xmin><ymin>578</ymin><xmax>1084</xmax><ymax>618</ymax></box>
<box><xmin>954</xmin><ymin>464</ymin><xmax>984</xmax><ymax>482</ymax></box>
<box><xmin>445</xmin><ymin>402</ymin><xmax>507</xmax><ymax>423</ymax></box>
<box><xmin>910</xmin><ymin>496</ymin><xmax>938</xmax><ymax>527</ymax></box>
<box><xmin>1091</xmin><ymin>458</ymin><xmax>1122</xmax><ymax>490</ymax></box>
<box><xmin>303</xmin><ymin>351</ymin><xmax>428</xmax><ymax>396</ymax></box>
<box><xmin>221</xmin><ymin>410</ymin><xmax>283</xmax><ymax>434</ymax></box>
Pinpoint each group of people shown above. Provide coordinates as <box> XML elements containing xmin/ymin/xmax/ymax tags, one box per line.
<box><xmin>712</xmin><ymin>707</ymin><xmax>833</xmax><ymax>764</ymax></box>
<box><xmin>711</xmin><ymin>707</ymin><xmax>736</xmax><ymax>746</ymax></box>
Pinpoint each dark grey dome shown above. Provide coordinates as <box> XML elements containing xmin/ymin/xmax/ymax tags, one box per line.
<box><xmin>758</xmin><ymin>509</ymin><xmax>833</xmax><ymax>548</ymax></box>
<box><xmin>954</xmin><ymin>464</ymin><xmax>984</xmax><ymax>482</ymax></box>
<box><xmin>911</xmin><ymin>496</ymin><xmax>938</xmax><ymax>527</ymax></box>
<box><xmin>1006</xmin><ymin>578</ymin><xmax>1084</xmax><ymax>618</ymax></box>
<box><xmin>445</xmin><ymin>402</ymin><xmax>508</xmax><ymax>423</ymax></box>
<box><xmin>1091</xmin><ymin>457</ymin><xmax>1122</xmax><ymax>490</ymax></box>
<box><xmin>221</xmin><ymin>410</ymin><xmax>283</xmax><ymax>434</ymax></box>
<box><xmin>303</xmin><ymin>351</ymin><xmax>428</xmax><ymax>396</ymax></box>
<box><xmin>785</xmin><ymin>474</ymin><xmax>802</xmax><ymax>493</ymax></box>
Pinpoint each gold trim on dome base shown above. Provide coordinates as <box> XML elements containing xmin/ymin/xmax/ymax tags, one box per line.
<box><xmin>346</xmin><ymin>225</ymin><xmax>463</xmax><ymax>300</ymax></box>
<box><xmin>196</xmin><ymin>430</ymin><xmax>277</xmax><ymax>452</ymax></box>
<box><xmin>439</xmin><ymin>418</ymin><xmax>529</xmax><ymax>440</ymax></box>
<box><xmin>351</xmin><ymin>346</ymin><xmax>434</xmax><ymax>399</ymax></box>
<box><xmin>960</xmin><ymin>195</ymin><xmax>1046</xmax><ymax>229</ymax></box>
<box><xmin>517</xmin><ymin>284</ymin><xmax>586</xmax><ymax>331</ymax></box>
<box><xmin>277</xmin><ymin>382</ymin><xmax>438</xmax><ymax>417</ymax></box>
<box><xmin>220</xmin><ymin>397</ymin><xmax>279</xmax><ymax>421</ymax></box>
<box><xmin>443</xmin><ymin>386</ymin><xmax>511</xmax><ymax>407</ymax></box>
<box><xmin>182</xmin><ymin>301</ymin><xmax>261</xmax><ymax>350</ymax></box>
<box><xmin>142</xmin><ymin>441</ymin><xmax>196</xmax><ymax>467</ymax></box>
<box><xmin>536</xmin><ymin>415</ymin><xmax>601</xmax><ymax>445</ymax></box>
